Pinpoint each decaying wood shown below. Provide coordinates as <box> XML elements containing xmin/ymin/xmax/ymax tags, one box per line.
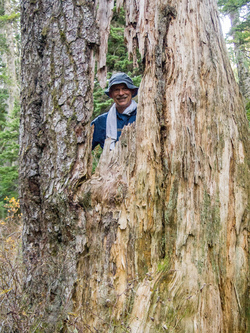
<box><xmin>74</xmin><ymin>0</ymin><xmax>249</xmax><ymax>332</ymax></box>
<box><xmin>20</xmin><ymin>0</ymin><xmax>249</xmax><ymax>331</ymax></box>
<box><xmin>96</xmin><ymin>0</ymin><xmax>114</xmax><ymax>87</ymax></box>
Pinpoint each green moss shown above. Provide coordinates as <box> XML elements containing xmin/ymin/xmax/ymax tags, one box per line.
<box><xmin>109</xmin><ymin>318</ymin><xmax>131</xmax><ymax>332</ymax></box>
<box><xmin>41</xmin><ymin>26</ymin><xmax>48</xmax><ymax>37</ymax></box>
<box><xmin>198</xmin><ymin>189</ymin><xmax>221</xmax><ymax>281</ymax></box>
<box><xmin>78</xmin><ymin>189</ymin><xmax>91</xmax><ymax>210</ymax></box>
<box><xmin>70</xmin><ymin>95</ymin><xmax>76</xmax><ymax>107</ymax></box>
<box><xmin>236</xmin><ymin>161</ymin><xmax>249</xmax><ymax>189</ymax></box>
<box><xmin>157</xmin><ymin>256</ymin><xmax>170</xmax><ymax>273</ymax></box>
<box><xmin>51</xmin><ymin>88</ymin><xmax>61</xmax><ymax>112</ymax></box>
<box><xmin>197</xmin><ymin>259</ymin><xmax>205</xmax><ymax>275</ymax></box>
<box><xmin>147</xmin><ymin>269</ymin><xmax>196</xmax><ymax>332</ymax></box>
<box><xmin>201</xmin><ymin>190</ymin><xmax>221</xmax><ymax>246</ymax></box>
<box><xmin>163</xmin><ymin>178</ymin><xmax>178</xmax><ymax>259</ymax></box>
<box><xmin>201</xmin><ymin>190</ymin><xmax>210</xmax><ymax>223</ymax></box>
<box><xmin>164</xmin><ymin>179</ymin><xmax>178</xmax><ymax>225</ymax></box>
<box><xmin>59</xmin><ymin>30</ymin><xmax>66</xmax><ymax>43</ymax></box>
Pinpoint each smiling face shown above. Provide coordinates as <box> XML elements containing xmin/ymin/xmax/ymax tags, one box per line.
<box><xmin>109</xmin><ymin>83</ymin><xmax>135</xmax><ymax>113</ymax></box>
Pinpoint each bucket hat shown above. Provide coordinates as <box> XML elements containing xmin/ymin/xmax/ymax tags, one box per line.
<box><xmin>105</xmin><ymin>72</ymin><xmax>139</xmax><ymax>98</ymax></box>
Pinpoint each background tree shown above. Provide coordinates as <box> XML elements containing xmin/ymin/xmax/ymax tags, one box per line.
<box><xmin>0</xmin><ymin>0</ymin><xmax>20</xmax><ymax>217</ymax></box>
<box><xmin>19</xmin><ymin>0</ymin><xmax>249</xmax><ymax>332</ymax></box>
<box><xmin>218</xmin><ymin>0</ymin><xmax>250</xmax><ymax>120</ymax></box>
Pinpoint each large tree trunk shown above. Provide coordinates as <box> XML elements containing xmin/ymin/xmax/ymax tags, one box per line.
<box><xmin>20</xmin><ymin>0</ymin><xmax>249</xmax><ymax>332</ymax></box>
<box><xmin>19</xmin><ymin>0</ymin><xmax>98</xmax><ymax>326</ymax></box>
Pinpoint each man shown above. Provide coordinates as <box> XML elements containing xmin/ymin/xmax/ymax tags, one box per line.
<box><xmin>91</xmin><ymin>72</ymin><xmax>139</xmax><ymax>150</ymax></box>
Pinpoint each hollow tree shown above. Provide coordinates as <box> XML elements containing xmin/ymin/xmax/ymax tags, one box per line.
<box><xmin>20</xmin><ymin>0</ymin><xmax>249</xmax><ymax>332</ymax></box>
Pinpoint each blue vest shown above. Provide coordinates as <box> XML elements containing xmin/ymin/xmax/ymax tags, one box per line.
<box><xmin>91</xmin><ymin>109</ymin><xmax>137</xmax><ymax>150</ymax></box>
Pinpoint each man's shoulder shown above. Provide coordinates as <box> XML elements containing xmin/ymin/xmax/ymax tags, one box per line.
<box><xmin>91</xmin><ymin>112</ymin><xmax>108</xmax><ymax>125</ymax></box>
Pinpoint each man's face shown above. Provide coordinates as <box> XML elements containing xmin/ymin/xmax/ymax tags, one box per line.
<box><xmin>109</xmin><ymin>83</ymin><xmax>134</xmax><ymax>113</ymax></box>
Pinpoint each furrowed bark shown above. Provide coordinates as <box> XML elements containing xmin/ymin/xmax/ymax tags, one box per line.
<box><xmin>20</xmin><ymin>0</ymin><xmax>98</xmax><ymax>326</ymax></box>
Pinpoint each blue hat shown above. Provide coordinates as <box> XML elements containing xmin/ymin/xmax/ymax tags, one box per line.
<box><xmin>105</xmin><ymin>73</ymin><xmax>139</xmax><ymax>98</ymax></box>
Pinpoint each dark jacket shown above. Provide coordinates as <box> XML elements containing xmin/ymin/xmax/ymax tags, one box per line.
<box><xmin>91</xmin><ymin>109</ymin><xmax>137</xmax><ymax>150</ymax></box>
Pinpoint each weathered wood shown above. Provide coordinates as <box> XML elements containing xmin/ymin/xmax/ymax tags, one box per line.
<box><xmin>74</xmin><ymin>0</ymin><xmax>249</xmax><ymax>332</ymax></box>
<box><xmin>20</xmin><ymin>0</ymin><xmax>249</xmax><ymax>331</ymax></box>
<box><xmin>96</xmin><ymin>0</ymin><xmax>114</xmax><ymax>87</ymax></box>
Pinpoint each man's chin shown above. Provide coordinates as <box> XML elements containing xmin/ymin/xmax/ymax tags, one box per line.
<box><xmin>117</xmin><ymin>103</ymin><xmax>129</xmax><ymax>108</ymax></box>
<box><xmin>117</xmin><ymin>99</ymin><xmax>127</xmax><ymax>104</ymax></box>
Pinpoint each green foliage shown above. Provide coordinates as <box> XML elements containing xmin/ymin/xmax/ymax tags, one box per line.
<box><xmin>0</xmin><ymin>88</ymin><xmax>8</xmax><ymax>129</ymax></box>
<box><xmin>218</xmin><ymin>1</ymin><xmax>250</xmax><ymax>59</ymax></box>
<box><xmin>0</xmin><ymin>100</ymin><xmax>19</xmax><ymax>217</ymax></box>
<box><xmin>92</xmin><ymin>81</ymin><xmax>113</xmax><ymax>120</ymax></box>
<box><xmin>112</xmin><ymin>5</ymin><xmax>126</xmax><ymax>26</ymax></box>
<box><xmin>0</xmin><ymin>1</ymin><xmax>20</xmax><ymax>218</ymax></box>
<box><xmin>218</xmin><ymin>0</ymin><xmax>249</xmax><ymax>13</ymax></box>
<box><xmin>0</xmin><ymin>12</ymin><xmax>20</xmax><ymax>23</ymax></box>
<box><xmin>107</xmin><ymin>25</ymin><xmax>133</xmax><ymax>73</ymax></box>
<box><xmin>0</xmin><ymin>0</ymin><xmax>4</xmax><ymax>16</ymax></box>
<box><xmin>0</xmin><ymin>34</ymin><xmax>7</xmax><ymax>53</ymax></box>
<box><xmin>106</xmin><ymin>7</ymin><xmax>133</xmax><ymax>76</ymax></box>
<box><xmin>218</xmin><ymin>0</ymin><xmax>250</xmax><ymax>51</ymax></box>
<box><xmin>0</xmin><ymin>0</ymin><xmax>20</xmax><ymax>35</ymax></box>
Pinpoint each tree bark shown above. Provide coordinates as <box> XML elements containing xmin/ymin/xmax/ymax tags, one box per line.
<box><xmin>19</xmin><ymin>0</ymin><xmax>99</xmax><ymax>326</ymax></box>
<box><xmin>229</xmin><ymin>11</ymin><xmax>250</xmax><ymax>102</ymax></box>
<box><xmin>20</xmin><ymin>0</ymin><xmax>249</xmax><ymax>331</ymax></box>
